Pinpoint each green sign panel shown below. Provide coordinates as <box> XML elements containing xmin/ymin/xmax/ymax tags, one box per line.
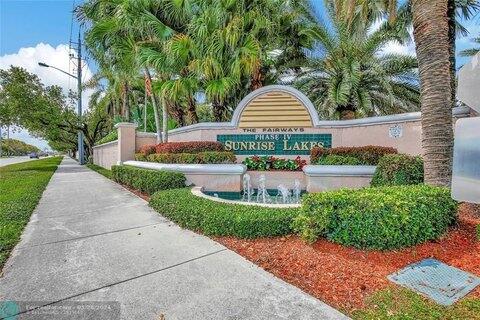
<box><xmin>217</xmin><ymin>133</ymin><xmax>332</xmax><ymax>155</ymax></box>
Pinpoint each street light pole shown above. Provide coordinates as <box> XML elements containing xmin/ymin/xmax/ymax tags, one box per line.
<box><xmin>77</xmin><ymin>32</ymin><xmax>84</xmax><ymax>165</ymax></box>
<box><xmin>38</xmin><ymin>32</ymin><xmax>84</xmax><ymax>164</ymax></box>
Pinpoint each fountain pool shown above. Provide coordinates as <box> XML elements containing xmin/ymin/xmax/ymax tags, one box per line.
<box><xmin>202</xmin><ymin>174</ymin><xmax>306</xmax><ymax>205</ymax></box>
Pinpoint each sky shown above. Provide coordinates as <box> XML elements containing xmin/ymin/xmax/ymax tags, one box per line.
<box><xmin>0</xmin><ymin>0</ymin><xmax>479</xmax><ymax>150</ymax></box>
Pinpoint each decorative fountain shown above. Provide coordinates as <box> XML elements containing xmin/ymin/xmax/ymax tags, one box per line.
<box><xmin>239</xmin><ymin>174</ymin><xmax>302</xmax><ymax>205</ymax></box>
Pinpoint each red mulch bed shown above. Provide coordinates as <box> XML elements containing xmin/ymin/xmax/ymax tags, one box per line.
<box><xmin>215</xmin><ymin>203</ymin><xmax>480</xmax><ymax>312</ymax></box>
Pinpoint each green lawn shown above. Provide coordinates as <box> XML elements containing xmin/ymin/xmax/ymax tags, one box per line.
<box><xmin>86</xmin><ymin>163</ymin><xmax>112</xmax><ymax>179</ymax></box>
<box><xmin>0</xmin><ymin>157</ymin><xmax>62</xmax><ymax>268</ymax></box>
<box><xmin>352</xmin><ymin>287</ymin><xmax>480</xmax><ymax>320</ymax></box>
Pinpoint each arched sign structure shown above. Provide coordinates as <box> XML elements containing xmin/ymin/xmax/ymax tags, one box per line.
<box><xmin>230</xmin><ymin>85</ymin><xmax>321</xmax><ymax>128</ymax></box>
<box><xmin>218</xmin><ymin>85</ymin><xmax>330</xmax><ymax>155</ymax></box>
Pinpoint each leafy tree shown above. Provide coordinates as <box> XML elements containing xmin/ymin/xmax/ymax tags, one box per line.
<box><xmin>293</xmin><ymin>5</ymin><xmax>419</xmax><ymax>120</ymax></box>
<box><xmin>0</xmin><ymin>66</ymin><xmax>109</xmax><ymax>158</ymax></box>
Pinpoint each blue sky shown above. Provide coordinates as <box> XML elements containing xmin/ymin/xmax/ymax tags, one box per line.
<box><xmin>0</xmin><ymin>0</ymin><xmax>479</xmax><ymax>149</ymax></box>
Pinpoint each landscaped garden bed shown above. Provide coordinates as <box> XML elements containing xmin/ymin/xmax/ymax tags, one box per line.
<box><xmin>215</xmin><ymin>202</ymin><xmax>480</xmax><ymax>316</ymax></box>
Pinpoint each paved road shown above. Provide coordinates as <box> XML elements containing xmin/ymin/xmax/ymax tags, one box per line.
<box><xmin>0</xmin><ymin>156</ymin><xmax>37</xmax><ymax>167</ymax></box>
<box><xmin>0</xmin><ymin>158</ymin><xmax>348</xmax><ymax>320</ymax></box>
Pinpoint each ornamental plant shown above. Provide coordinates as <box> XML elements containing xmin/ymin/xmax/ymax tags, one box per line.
<box><xmin>243</xmin><ymin>156</ymin><xmax>306</xmax><ymax>171</ymax></box>
<box><xmin>138</xmin><ymin>151</ymin><xmax>236</xmax><ymax>164</ymax></box>
<box><xmin>371</xmin><ymin>154</ymin><xmax>424</xmax><ymax>186</ymax></box>
<box><xmin>294</xmin><ymin>185</ymin><xmax>457</xmax><ymax>250</ymax></box>
<box><xmin>137</xmin><ymin>141</ymin><xmax>225</xmax><ymax>156</ymax></box>
<box><xmin>311</xmin><ymin>146</ymin><xmax>398</xmax><ymax>165</ymax></box>
<box><xmin>316</xmin><ymin>154</ymin><xmax>362</xmax><ymax>165</ymax></box>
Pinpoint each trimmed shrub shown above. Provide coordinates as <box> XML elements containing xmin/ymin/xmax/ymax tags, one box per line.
<box><xmin>243</xmin><ymin>156</ymin><xmax>307</xmax><ymax>171</ymax></box>
<box><xmin>149</xmin><ymin>188</ymin><xmax>299</xmax><ymax>238</ymax></box>
<box><xmin>138</xmin><ymin>144</ymin><xmax>157</xmax><ymax>156</ymax></box>
<box><xmin>111</xmin><ymin>165</ymin><xmax>185</xmax><ymax>195</ymax></box>
<box><xmin>96</xmin><ymin>131</ymin><xmax>118</xmax><ymax>145</ymax></box>
<box><xmin>476</xmin><ymin>224</ymin><xmax>480</xmax><ymax>242</ymax></box>
<box><xmin>154</xmin><ymin>141</ymin><xmax>224</xmax><ymax>154</ymax></box>
<box><xmin>294</xmin><ymin>185</ymin><xmax>457</xmax><ymax>250</ymax></box>
<box><xmin>371</xmin><ymin>154</ymin><xmax>424</xmax><ymax>186</ymax></box>
<box><xmin>316</xmin><ymin>154</ymin><xmax>363</xmax><ymax>165</ymax></box>
<box><xmin>140</xmin><ymin>151</ymin><xmax>236</xmax><ymax>164</ymax></box>
<box><xmin>311</xmin><ymin>146</ymin><xmax>398</xmax><ymax>165</ymax></box>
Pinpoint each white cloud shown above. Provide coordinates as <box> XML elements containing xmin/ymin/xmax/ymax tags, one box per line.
<box><xmin>0</xmin><ymin>43</ymin><xmax>95</xmax><ymax>151</ymax></box>
<box><xmin>369</xmin><ymin>18</ymin><xmax>416</xmax><ymax>57</ymax></box>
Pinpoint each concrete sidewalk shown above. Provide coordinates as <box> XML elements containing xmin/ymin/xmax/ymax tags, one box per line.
<box><xmin>0</xmin><ymin>157</ymin><xmax>348</xmax><ymax>319</ymax></box>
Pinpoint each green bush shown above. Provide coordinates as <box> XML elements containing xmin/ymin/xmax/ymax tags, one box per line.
<box><xmin>294</xmin><ymin>185</ymin><xmax>457</xmax><ymax>250</ymax></box>
<box><xmin>316</xmin><ymin>154</ymin><xmax>363</xmax><ymax>165</ymax></box>
<box><xmin>371</xmin><ymin>154</ymin><xmax>424</xmax><ymax>186</ymax></box>
<box><xmin>138</xmin><ymin>151</ymin><xmax>236</xmax><ymax>164</ymax></box>
<box><xmin>149</xmin><ymin>188</ymin><xmax>300</xmax><ymax>238</ymax></box>
<box><xmin>96</xmin><ymin>130</ymin><xmax>118</xmax><ymax>145</ymax></box>
<box><xmin>242</xmin><ymin>155</ymin><xmax>306</xmax><ymax>171</ymax></box>
<box><xmin>476</xmin><ymin>224</ymin><xmax>480</xmax><ymax>242</ymax></box>
<box><xmin>311</xmin><ymin>146</ymin><xmax>397</xmax><ymax>165</ymax></box>
<box><xmin>111</xmin><ymin>165</ymin><xmax>185</xmax><ymax>195</ymax></box>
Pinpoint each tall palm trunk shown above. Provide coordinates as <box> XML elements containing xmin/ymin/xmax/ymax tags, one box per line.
<box><xmin>145</xmin><ymin>69</ymin><xmax>162</xmax><ymax>143</ymax></box>
<box><xmin>412</xmin><ymin>0</ymin><xmax>454</xmax><ymax>187</ymax></box>
<box><xmin>250</xmin><ymin>63</ymin><xmax>265</xmax><ymax>91</ymax></box>
<box><xmin>122</xmin><ymin>82</ymin><xmax>130</xmax><ymax>121</ymax></box>
<box><xmin>162</xmin><ymin>100</ymin><xmax>168</xmax><ymax>143</ymax></box>
<box><xmin>187</xmin><ymin>95</ymin><xmax>198</xmax><ymax>124</ymax></box>
<box><xmin>447</xmin><ymin>0</ymin><xmax>456</xmax><ymax>106</ymax></box>
<box><xmin>212</xmin><ymin>99</ymin><xmax>224</xmax><ymax>122</ymax></box>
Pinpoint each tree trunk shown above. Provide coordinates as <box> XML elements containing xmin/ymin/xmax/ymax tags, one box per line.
<box><xmin>250</xmin><ymin>63</ymin><xmax>265</xmax><ymax>91</ymax></box>
<box><xmin>212</xmin><ymin>99</ymin><xmax>224</xmax><ymax>122</ymax></box>
<box><xmin>187</xmin><ymin>95</ymin><xmax>198</xmax><ymax>124</ymax></box>
<box><xmin>162</xmin><ymin>99</ymin><xmax>168</xmax><ymax>143</ymax></box>
<box><xmin>412</xmin><ymin>0</ymin><xmax>454</xmax><ymax>187</ymax></box>
<box><xmin>145</xmin><ymin>69</ymin><xmax>162</xmax><ymax>143</ymax></box>
<box><xmin>447</xmin><ymin>0</ymin><xmax>456</xmax><ymax>106</ymax></box>
<box><xmin>122</xmin><ymin>82</ymin><xmax>130</xmax><ymax>121</ymax></box>
<box><xmin>338</xmin><ymin>105</ymin><xmax>356</xmax><ymax>120</ymax></box>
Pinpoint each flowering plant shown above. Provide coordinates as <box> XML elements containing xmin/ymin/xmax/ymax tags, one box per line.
<box><xmin>243</xmin><ymin>156</ymin><xmax>306</xmax><ymax>171</ymax></box>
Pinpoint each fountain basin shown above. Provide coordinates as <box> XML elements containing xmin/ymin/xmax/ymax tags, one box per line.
<box><xmin>247</xmin><ymin>171</ymin><xmax>306</xmax><ymax>190</ymax></box>
<box><xmin>192</xmin><ymin>187</ymin><xmax>302</xmax><ymax>208</ymax></box>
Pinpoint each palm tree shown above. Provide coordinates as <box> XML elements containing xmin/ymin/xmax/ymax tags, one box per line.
<box><xmin>293</xmin><ymin>6</ymin><xmax>419</xmax><ymax>120</ymax></box>
<box><xmin>411</xmin><ymin>0</ymin><xmax>454</xmax><ymax>186</ymax></box>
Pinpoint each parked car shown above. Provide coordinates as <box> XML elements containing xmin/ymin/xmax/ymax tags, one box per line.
<box><xmin>29</xmin><ymin>152</ymin><xmax>39</xmax><ymax>159</ymax></box>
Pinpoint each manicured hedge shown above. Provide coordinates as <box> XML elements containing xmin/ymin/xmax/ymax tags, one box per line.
<box><xmin>135</xmin><ymin>151</ymin><xmax>236</xmax><ymax>164</ymax></box>
<box><xmin>311</xmin><ymin>146</ymin><xmax>398</xmax><ymax>165</ymax></box>
<box><xmin>137</xmin><ymin>141</ymin><xmax>225</xmax><ymax>155</ymax></box>
<box><xmin>315</xmin><ymin>154</ymin><xmax>362</xmax><ymax>165</ymax></box>
<box><xmin>371</xmin><ymin>154</ymin><xmax>424</xmax><ymax>186</ymax></box>
<box><xmin>294</xmin><ymin>185</ymin><xmax>457</xmax><ymax>250</ymax></box>
<box><xmin>96</xmin><ymin>130</ymin><xmax>118</xmax><ymax>145</ymax></box>
<box><xmin>149</xmin><ymin>188</ymin><xmax>300</xmax><ymax>238</ymax></box>
<box><xmin>111</xmin><ymin>165</ymin><xmax>185</xmax><ymax>195</ymax></box>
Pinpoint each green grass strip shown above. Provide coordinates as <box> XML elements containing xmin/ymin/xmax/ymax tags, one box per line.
<box><xmin>86</xmin><ymin>163</ymin><xmax>113</xmax><ymax>179</ymax></box>
<box><xmin>352</xmin><ymin>287</ymin><xmax>480</xmax><ymax>320</ymax></box>
<box><xmin>0</xmin><ymin>157</ymin><xmax>62</xmax><ymax>268</ymax></box>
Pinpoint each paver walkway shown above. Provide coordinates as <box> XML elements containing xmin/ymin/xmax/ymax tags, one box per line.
<box><xmin>0</xmin><ymin>157</ymin><xmax>349</xmax><ymax>319</ymax></box>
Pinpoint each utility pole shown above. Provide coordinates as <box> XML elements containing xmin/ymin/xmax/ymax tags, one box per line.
<box><xmin>76</xmin><ymin>31</ymin><xmax>85</xmax><ymax>165</ymax></box>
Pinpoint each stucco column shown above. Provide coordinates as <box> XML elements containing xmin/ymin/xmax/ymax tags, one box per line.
<box><xmin>115</xmin><ymin>122</ymin><xmax>138</xmax><ymax>165</ymax></box>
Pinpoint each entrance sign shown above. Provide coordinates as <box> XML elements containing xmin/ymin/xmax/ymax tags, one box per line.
<box><xmin>218</xmin><ymin>133</ymin><xmax>332</xmax><ymax>155</ymax></box>
<box><xmin>217</xmin><ymin>85</ymin><xmax>330</xmax><ymax>156</ymax></box>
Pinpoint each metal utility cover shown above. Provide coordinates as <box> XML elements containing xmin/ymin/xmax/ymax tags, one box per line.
<box><xmin>388</xmin><ymin>258</ymin><xmax>480</xmax><ymax>306</ymax></box>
